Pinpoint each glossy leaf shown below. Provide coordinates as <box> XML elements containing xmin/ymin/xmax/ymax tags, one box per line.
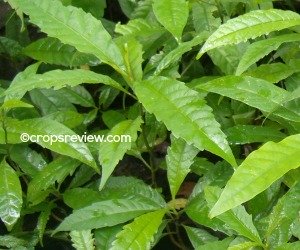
<box><xmin>70</xmin><ymin>230</ymin><xmax>95</xmax><ymax>250</ymax></box>
<box><xmin>166</xmin><ymin>136</ymin><xmax>198</xmax><ymax>199</ymax></box>
<box><xmin>0</xmin><ymin>160</ymin><xmax>22</xmax><ymax>231</ymax></box>
<box><xmin>198</xmin><ymin>9</ymin><xmax>300</xmax><ymax>58</ymax></box>
<box><xmin>111</xmin><ymin>209</ymin><xmax>166</xmax><ymax>250</ymax></box>
<box><xmin>134</xmin><ymin>76</ymin><xmax>236</xmax><ymax>166</ymax></box>
<box><xmin>152</xmin><ymin>0</ymin><xmax>189</xmax><ymax>40</ymax></box>
<box><xmin>210</xmin><ymin>134</ymin><xmax>300</xmax><ymax>217</ymax></box>
<box><xmin>11</xmin><ymin>0</ymin><xmax>125</xmax><ymax>72</ymax></box>
<box><xmin>99</xmin><ymin>117</ymin><xmax>142</xmax><ymax>190</ymax></box>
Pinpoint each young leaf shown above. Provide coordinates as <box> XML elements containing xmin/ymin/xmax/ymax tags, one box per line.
<box><xmin>166</xmin><ymin>136</ymin><xmax>198</xmax><ymax>199</ymax></box>
<box><xmin>210</xmin><ymin>134</ymin><xmax>300</xmax><ymax>217</ymax></box>
<box><xmin>205</xmin><ymin>186</ymin><xmax>262</xmax><ymax>244</ymax></box>
<box><xmin>195</xmin><ymin>75</ymin><xmax>300</xmax><ymax>123</ymax></box>
<box><xmin>111</xmin><ymin>209</ymin><xmax>166</xmax><ymax>250</ymax></box>
<box><xmin>4</xmin><ymin>69</ymin><xmax>127</xmax><ymax>100</ymax></box>
<box><xmin>198</xmin><ymin>9</ymin><xmax>300</xmax><ymax>58</ymax></box>
<box><xmin>134</xmin><ymin>76</ymin><xmax>236</xmax><ymax>167</ymax></box>
<box><xmin>236</xmin><ymin>33</ymin><xmax>300</xmax><ymax>75</ymax></box>
<box><xmin>27</xmin><ymin>157</ymin><xmax>80</xmax><ymax>205</ymax></box>
<box><xmin>152</xmin><ymin>0</ymin><xmax>189</xmax><ymax>40</ymax></box>
<box><xmin>99</xmin><ymin>117</ymin><xmax>142</xmax><ymax>190</ymax></box>
<box><xmin>23</xmin><ymin>37</ymin><xmax>100</xmax><ymax>67</ymax></box>
<box><xmin>70</xmin><ymin>230</ymin><xmax>95</xmax><ymax>250</ymax></box>
<box><xmin>0</xmin><ymin>160</ymin><xmax>22</xmax><ymax>231</ymax></box>
<box><xmin>55</xmin><ymin>198</ymin><xmax>163</xmax><ymax>232</ymax></box>
<box><xmin>10</xmin><ymin>0</ymin><xmax>125</xmax><ymax>72</ymax></box>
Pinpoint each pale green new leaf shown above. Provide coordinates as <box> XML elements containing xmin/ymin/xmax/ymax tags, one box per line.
<box><xmin>237</xmin><ymin>33</ymin><xmax>300</xmax><ymax>75</ymax></box>
<box><xmin>205</xmin><ymin>186</ymin><xmax>262</xmax><ymax>244</ymax></box>
<box><xmin>0</xmin><ymin>160</ymin><xmax>22</xmax><ymax>231</ymax></box>
<box><xmin>134</xmin><ymin>76</ymin><xmax>236</xmax><ymax>166</ymax></box>
<box><xmin>23</xmin><ymin>37</ymin><xmax>100</xmax><ymax>67</ymax></box>
<box><xmin>196</xmin><ymin>75</ymin><xmax>300</xmax><ymax>123</ymax></box>
<box><xmin>70</xmin><ymin>230</ymin><xmax>95</xmax><ymax>250</ymax></box>
<box><xmin>27</xmin><ymin>157</ymin><xmax>80</xmax><ymax>205</ymax></box>
<box><xmin>167</xmin><ymin>136</ymin><xmax>198</xmax><ymax>199</ymax></box>
<box><xmin>10</xmin><ymin>0</ymin><xmax>125</xmax><ymax>72</ymax></box>
<box><xmin>198</xmin><ymin>9</ymin><xmax>300</xmax><ymax>58</ymax></box>
<box><xmin>4</xmin><ymin>69</ymin><xmax>127</xmax><ymax>100</ymax></box>
<box><xmin>99</xmin><ymin>117</ymin><xmax>142</xmax><ymax>190</ymax></box>
<box><xmin>55</xmin><ymin>198</ymin><xmax>162</xmax><ymax>232</ymax></box>
<box><xmin>152</xmin><ymin>0</ymin><xmax>189</xmax><ymax>40</ymax></box>
<box><xmin>111</xmin><ymin>209</ymin><xmax>166</xmax><ymax>250</ymax></box>
<box><xmin>210</xmin><ymin>134</ymin><xmax>300</xmax><ymax>217</ymax></box>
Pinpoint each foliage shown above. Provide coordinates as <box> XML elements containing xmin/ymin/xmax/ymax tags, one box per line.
<box><xmin>0</xmin><ymin>0</ymin><xmax>299</xmax><ymax>249</ymax></box>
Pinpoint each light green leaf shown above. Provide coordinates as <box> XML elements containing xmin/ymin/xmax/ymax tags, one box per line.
<box><xmin>196</xmin><ymin>237</ymin><xmax>233</xmax><ymax>250</ymax></box>
<box><xmin>236</xmin><ymin>33</ymin><xmax>300</xmax><ymax>75</ymax></box>
<box><xmin>27</xmin><ymin>157</ymin><xmax>80</xmax><ymax>205</ymax></box>
<box><xmin>198</xmin><ymin>9</ymin><xmax>300</xmax><ymax>58</ymax></box>
<box><xmin>205</xmin><ymin>186</ymin><xmax>262</xmax><ymax>244</ymax></box>
<box><xmin>0</xmin><ymin>99</ymin><xmax>33</xmax><ymax>111</ymax></box>
<box><xmin>23</xmin><ymin>37</ymin><xmax>99</xmax><ymax>67</ymax></box>
<box><xmin>11</xmin><ymin>0</ymin><xmax>125</xmax><ymax>72</ymax></box>
<box><xmin>210</xmin><ymin>134</ymin><xmax>300</xmax><ymax>217</ymax></box>
<box><xmin>111</xmin><ymin>209</ymin><xmax>166</xmax><ymax>250</ymax></box>
<box><xmin>134</xmin><ymin>76</ymin><xmax>236</xmax><ymax>167</ymax></box>
<box><xmin>99</xmin><ymin>117</ymin><xmax>142</xmax><ymax>190</ymax></box>
<box><xmin>4</xmin><ymin>69</ymin><xmax>127</xmax><ymax>100</ymax></box>
<box><xmin>58</xmin><ymin>86</ymin><xmax>95</xmax><ymax>108</ymax></box>
<box><xmin>0</xmin><ymin>160</ymin><xmax>22</xmax><ymax>231</ymax></box>
<box><xmin>275</xmin><ymin>242</ymin><xmax>300</xmax><ymax>250</ymax></box>
<box><xmin>167</xmin><ymin>136</ymin><xmax>198</xmax><ymax>199</ymax></box>
<box><xmin>70</xmin><ymin>230</ymin><xmax>95</xmax><ymax>250</ymax></box>
<box><xmin>94</xmin><ymin>225</ymin><xmax>122</xmax><ymax>250</ymax></box>
<box><xmin>184</xmin><ymin>226</ymin><xmax>218</xmax><ymax>249</ymax></box>
<box><xmin>37</xmin><ymin>204</ymin><xmax>54</xmax><ymax>245</ymax></box>
<box><xmin>152</xmin><ymin>0</ymin><xmax>189</xmax><ymax>40</ymax></box>
<box><xmin>196</xmin><ymin>75</ymin><xmax>300</xmax><ymax>123</ymax></box>
<box><xmin>55</xmin><ymin>197</ymin><xmax>163</xmax><ymax>232</ymax></box>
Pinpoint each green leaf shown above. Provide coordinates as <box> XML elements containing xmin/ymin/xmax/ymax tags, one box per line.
<box><xmin>99</xmin><ymin>117</ymin><xmax>142</xmax><ymax>190</ymax></box>
<box><xmin>210</xmin><ymin>134</ymin><xmax>300</xmax><ymax>217</ymax></box>
<box><xmin>266</xmin><ymin>181</ymin><xmax>300</xmax><ymax>247</ymax></box>
<box><xmin>27</xmin><ymin>157</ymin><xmax>80</xmax><ymax>205</ymax></box>
<box><xmin>55</xmin><ymin>197</ymin><xmax>163</xmax><ymax>232</ymax></box>
<box><xmin>134</xmin><ymin>76</ymin><xmax>236</xmax><ymax>167</ymax></box>
<box><xmin>11</xmin><ymin>0</ymin><xmax>125</xmax><ymax>72</ymax></box>
<box><xmin>23</xmin><ymin>37</ymin><xmax>99</xmax><ymax>67</ymax></box>
<box><xmin>196</xmin><ymin>237</ymin><xmax>233</xmax><ymax>250</ymax></box>
<box><xmin>236</xmin><ymin>33</ymin><xmax>300</xmax><ymax>75</ymax></box>
<box><xmin>152</xmin><ymin>0</ymin><xmax>189</xmax><ymax>40</ymax></box>
<box><xmin>198</xmin><ymin>9</ymin><xmax>300</xmax><ymax>58</ymax></box>
<box><xmin>58</xmin><ymin>86</ymin><xmax>95</xmax><ymax>108</ymax></box>
<box><xmin>0</xmin><ymin>99</ymin><xmax>33</xmax><ymax>111</ymax></box>
<box><xmin>4</xmin><ymin>69</ymin><xmax>127</xmax><ymax>100</ymax></box>
<box><xmin>94</xmin><ymin>225</ymin><xmax>122</xmax><ymax>250</ymax></box>
<box><xmin>0</xmin><ymin>160</ymin><xmax>22</xmax><ymax>231</ymax></box>
<box><xmin>205</xmin><ymin>186</ymin><xmax>262</xmax><ymax>244</ymax></box>
<box><xmin>3</xmin><ymin>117</ymin><xmax>98</xmax><ymax>171</ymax></box>
<box><xmin>70</xmin><ymin>230</ymin><xmax>95</xmax><ymax>250</ymax></box>
<box><xmin>226</xmin><ymin>125</ymin><xmax>286</xmax><ymax>144</ymax></box>
<box><xmin>111</xmin><ymin>209</ymin><xmax>166</xmax><ymax>250</ymax></box>
<box><xmin>166</xmin><ymin>135</ymin><xmax>198</xmax><ymax>199</ymax></box>
<box><xmin>184</xmin><ymin>226</ymin><xmax>218</xmax><ymax>249</ymax></box>
<box><xmin>0</xmin><ymin>36</ymin><xmax>23</xmax><ymax>57</ymax></box>
<box><xmin>275</xmin><ymin>242</ymin><xmax>300</xmax><ymax>250</ymax></box>
<box><xmin>196</xmin><ymin>75</ymin><xmax>300</xmax><ymax>123</ymax></box>
<box><xmin>37</xmin><ymin>204</ymin><xmax>54</xmax><ymax>245</ymax></box>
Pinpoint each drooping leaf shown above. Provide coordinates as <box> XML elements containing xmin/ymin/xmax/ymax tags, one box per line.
<box><xmin>70</xmin><ymin>230</ymin><xmax>95</xmax><ymax>250</ymax></box>
<box><xmin>27</xmin><ymin>157</ymin><xmax>80</xmax><ymax>205</ymax></box>
<box><xmin>166</xmin><ymin>135</ymin><xmax>198</xmax><ymax>199</ymax></box>
<box><xmin>195</xmin><ymin>75</ymin><xmax>300</xmax><ymax>123</ymax></box>
<box><xmin>99</xmin><ymin>117</ymin><xmax>142</xmax><ymax>190</ymax></box>
<box><xmin>110</xmin><ymin>209</ymin><xmax>166</xmax><ymax>250</ymax></box>
<box><xmin>134</xmin><ymin>76</ymin><xmax>236</xmax><ymax>166</ymax></box>
<box><xmin>210</xmin><ymin>134</ymin><xmax>300</xmax><ymax>217</ymax></box>
<box><xmin>55</xmin><ymin>197</ymin><xmax>163</xmax><ymax>232</ymax></box>
<box><xmin>236</xmin><ymin>33</ymin><xmax>300</xmax><ymax>75</ymax></box>
<box><xmin>198</xmin><ymin>9</ymin><xmax>300</xmax><ymax>58</ymax></box>
<box><xmin>4</xmin><ymin>69</ymin><xmax>127</xmax><ymax>100</ymax></box>
<box><xmin>152</xmin><ymin>0</ymin><xmax>189</xmax><ymax>40</ymax></box>
<box><xmin>10</xmin><ymin>0</ymin><xmax>125</xmax><ymax>72</ymax></box>
<box><xmin>0</xmin><ymin>160</ymin><xmax>22</xmax><ymax>231</ymax></box>
<box><xmin>23</xmin><ymin>37</ymin><xmax>100</xmax><ymax>67</ymax></box>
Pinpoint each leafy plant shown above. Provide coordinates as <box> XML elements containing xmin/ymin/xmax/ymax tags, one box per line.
<box><xmin>0</xmin><ymin>0</ymin><xmax>299</xmax><ymax>249</ymax></box>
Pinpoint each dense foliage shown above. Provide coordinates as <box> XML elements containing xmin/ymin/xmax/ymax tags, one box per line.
<box><xmin>0</xmin><ymin>0</ymin><xmax>300</xmax><ymax>249</ymax></box>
